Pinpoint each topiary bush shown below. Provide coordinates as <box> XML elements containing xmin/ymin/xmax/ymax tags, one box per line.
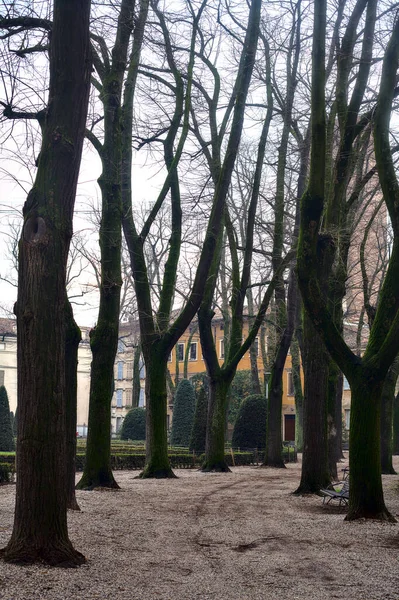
<box><xmin>120</xmin><ymin>407</ymin><xmax>146</xmax><ymax>441</ymax></box>
<box><xmin>228</xmin><ymin>370</ymin><xmax>253</xmax><ymax>424</ymax></box>
<box><xmin>170</xmin><ymin>379</ymin><xmax>196</xmax><ymax>447</ymax></box>
<box><xmin>232</xmin><ymin>394</ymin><xmax>267</xmax><ymax>450</ymax></box>
<box><xmin>0</xmin><ymin>386</ymin><xmax>15</xmax><ymax>451</ymax></box>
<box><xmin>189</xmin><ymin>385</ymin><xmax>208</xmax><ymax>454</ymax></box>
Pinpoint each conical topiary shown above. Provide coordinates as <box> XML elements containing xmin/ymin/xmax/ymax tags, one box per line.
<box><xmin>120</xmin><ymin>407</ymin><xmax>146</xmax><ymax>441</ymax></box>
<box><xmin>170</xmin><ymin>379</ymin><xmax>196</xmax><ymax>447</ymax></box>
<box><xmin>189</xmin><ymin>385</ymin><xmax>208</xmax><ymax>454</ymax></box>
<box><xmin>232</xmin><ymin>394</ymin><xmax>267</xmax><ymax>450</ymax></box>
<box><xmin>0</xmin><ymin>386</ymin><xmax>15</xmax><ymax>451</ymax></box>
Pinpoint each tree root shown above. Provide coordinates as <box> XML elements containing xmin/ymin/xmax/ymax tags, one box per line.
<box><xmin>0</xmin><ymin>540</ymin><xmax>86</xmax><ymax>567</ymax></box>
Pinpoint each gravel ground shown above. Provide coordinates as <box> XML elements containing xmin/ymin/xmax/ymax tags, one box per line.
<box><xmin>1</xmin><ymin>454</ymin><xmax>399</xmax><ymax>600</ymax></box>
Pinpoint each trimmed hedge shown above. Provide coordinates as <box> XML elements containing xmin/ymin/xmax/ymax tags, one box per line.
<box><xmin>232</xmin><ymin>394</ymin><xmax>267</xmax><ymax>450</ymax></box>
<box><xmin>189</xmin><ymin>386</ymin><xmax>208</xmax><ymax>454</ymax></box>
<box><xmin>170</xmin><ymin>379</ymin><xmax>195</xmax><ymax>447</ymax></box>
<box><xmin>0</xmin><ymin>446</ymin><xmax>296</xmax><ymax>475</ymax></box>
<box><xmin>75</xmin><ymin>451</ymin><xmax>255</xmax><ymax>470</ymax></box>
<box><xmin>0</xmin><ymin>386</ymin><xmax>15</xmax><ymax>451</ymax></box>
<box><xmin>120</xmin><ymin>408</ymin><xmax>146</xmax><ymax>441</ymax></box>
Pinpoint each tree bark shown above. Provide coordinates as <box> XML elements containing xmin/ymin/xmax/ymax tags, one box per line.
<box><xmin>132</xmin><ymin>342</ymin><xmax>141</xmax><ymax>408</ymax></box>
<box><xmin>77</xmin><ymin>0</ymin><xmax>135</xmax><ymax>490</ymax></box>
<box><xmin>295</xmin><ymin>314</ymin><xmax>330</xmax><ymax>493</ymax></box>
<box><xmin>202</xmin><ymin>378</ymin><xmax>231</xmax><ymax>472</ymax></box>
<box><xmin>0</xmin><ymin>0</ymin><xmax>91</xmax><ymax>566</ymax></box>
<box><xmin>393</xmin><ymin>392</ymin><xmax>399</xmax><ymax>455</ymax></box>
<box><xmin>140</xmin><ymin>347</ymin><xmax>176</xmax><ymax>478</ymax></box>
<box><xmin>380</xmin><ymin>359</ymin><xmax>399</xmax><ymax>474</ymax></box>
<box><xmin>327</xmin><ymin>361</ymin><xmax>341</xmax><ymax>479</ymax></box>
<box><xmin>347</xmin><ymin>376</ymin><xmax>393</xmax><ymax>520</ymax></box>
<box><xmin>291</xmin><ymin>336</ymin><xmax>303</xmax><ymax>452</ymax></box>
<box><xmin>65</xmin><ymin>299</ymin><xmax>81</xmax><ymax>511</ymax></box>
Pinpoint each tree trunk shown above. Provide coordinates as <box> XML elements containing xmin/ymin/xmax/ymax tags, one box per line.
<box><xmin>65</xmin><ymin>300</ymin><xmax>81</xmax><ymax>511</ymax></box>
<box><xmin>291</xmin><ymin>336</ymin><xmax>303</xmax><ymax>452</ymax></box>
<box><xmin>132</xmin><ymin>342</ymin><xmax>141</xmax><ymax>408</ymax></box>
<box><xmin>327</xmin><ymin>360</ymin><xmax>341</xmax><ymax>480</ymax></box>
<box><xmin>393</xmin><ymin>392</ymin><xmax>399</xmax><ymax>454</ymax></box>
<box><xmin>295</xmin><ymin>314</ymin><xmax>330</xmax><ymax>493</ymax></box>
<box><xmin>264</xmin><ymin>358</ymin><xmax>286</xmax><ymax>468</ymax></box>
<box><xmin>76</xmin><ymin>319</ymin><xmax>120</xmax><ymax>490</ymax></box>
<box><xmin>347</xmin><ymin>377</ymin><xmax>393</xmax><ymax>520</ymax></box>
<box><xmin>202</xmin><ymin>378</ymin><xmax>231</xmax><ymax>472</ymax></box>
<box><xmin>77</xmin><ymin>0</ymin><xmax>135</xmax><ymax>490</ymax></box>
<box><xmin>380</xmin><ymin>360</ymin><xmax>398</xmax><ymax>474</ymax></box>
<box><xmin>0</xmin><ymin>0</ymin><xmax>91</xmax><ymax>566</ymax></box>
<box><xmin>140</xmin><ymin>348</ymin><xmax>175</xmax><ymax>478</ymax></box>
<box><xmin>336</xmin><ymin>370</ymin><xmax>344</xmax><ymax>459</ymax></box>
<box><xmin>249</xmin><ymin>342</ymin><xmax>262</xmax><ymax>395</ymax></box>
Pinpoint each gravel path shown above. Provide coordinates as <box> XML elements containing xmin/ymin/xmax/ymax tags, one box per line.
<box><xmin>1</xmin><ymin>455</ymin><xmax>398</xmax><ymax>600</ymax></box>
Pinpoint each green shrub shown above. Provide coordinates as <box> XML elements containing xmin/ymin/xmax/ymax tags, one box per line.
<box><xmin>170</xmin><ymin>379</ymin><xmax>196</xmax><ymax>447</ymax></box>
<box><xmin>232</xmin><ymin>394</ymin><xmax>267</xmax><ymax>450</ymax></box>
<box><xmin>228</xmin><ymin>370</ymin><xmax>253</xmax><ymax>424</ymax></box>
<box><xmin>0</xmin><ymin>386</ymin><xmax>15</xmax><ymax>452</ymax></box>
<box><xmin>0</xmin><ymin>462</ymin><xmax>15</xmax><ymax>483</ymax></box>
<box><xmin>120</xmin><ymin>408</ymin><xmax>146</xmax><ymax>441</ymax></box>
<box><xmin>189</xmin><ymin>386</ymin><xmax>208</xmax><ymax>454</ymax></box>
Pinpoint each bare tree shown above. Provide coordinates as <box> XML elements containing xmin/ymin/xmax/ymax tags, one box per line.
<box><xmin>0</xmin><ymin>0</ymin><xmax>91</xmax><ymax>565</ymax></box>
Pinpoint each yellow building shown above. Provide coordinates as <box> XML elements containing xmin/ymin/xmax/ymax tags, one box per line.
<box><xmin>166</xmin><ymin>319</ymin><xmax>297</xmax><ymax>441</ymax></box>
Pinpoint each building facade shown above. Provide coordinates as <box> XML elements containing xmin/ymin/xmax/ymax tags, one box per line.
<box><xmin>0</xmin><ymin>316</ymin><xmax>297</xmax><ymax>441</ymax></box>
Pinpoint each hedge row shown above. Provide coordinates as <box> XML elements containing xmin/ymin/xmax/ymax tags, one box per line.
<box><xmin>0</xmin><ymin>447</ymin><xmax>296</xmax><ymax>475</ymax></box>
<box><xmin>74</xmin><ymin>451</ymin><xmax>256</xmax><ymax>471</ymax></box>
<box><xmin>0</xmin><ymin>462</ymin><xmax>15</xmax><ymax>483</ymax></box>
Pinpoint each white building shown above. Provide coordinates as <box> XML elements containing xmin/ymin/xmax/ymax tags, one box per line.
<box><xmin>0</xmin><ymin>318</ymin><xmax>144</xmax><ymax>436</ymax></box>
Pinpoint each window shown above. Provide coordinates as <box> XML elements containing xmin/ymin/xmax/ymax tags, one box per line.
<box><xmin>287</xmin><ymin>371</ymin><xmax>294</xmax><ymax>396</ymax></box>
<box><xmin>139</xmin><ymin>388</ymin><xmax>145</xmax><ymax>407</ymax></box>
<box><xmin>117</xmin><ymin>361</ymin><xmax>124</xmax><ymax>380</ymax></box>
<box><xmin>116</xmin><ymin>389</ymin><xmax>123</xmax><ymax>408</ymax></box>
<box><xmin>125</xmin><ymin>388</ymin><xmax>132</xmax><ymax>407</ymax></box>
<box><xmin>345</xmin><ymin>409</ymin><xmax>350</xmax><ymax>430</ymax></box>
<box><xmin>219</xmin><ymin>339</ymin><xmax>224</xmax><ymax>359</ymax></box>
<box><xmin>117</xmin><ymin>339</ymin><xmax>125</xmax><ymax>353</ymax></box>
<box><xmin>0</xmin><ymin>370</ymin><xmax>4</xmax><ymax>386</ymax></box>
<box><xmin>126</xmin><ymin>362</ymin><xmax>133</xmax><ymax>379</ymax></box>
<box><xmin>189</xmin><ymin>342</ymin><xmax>197</xmax><ymax>361</ymax></box>
<box><xmin>116</xmin><ymin>416</ymin><xmax>123</xmax><ymax>433</ymax></box>
<box><xmin>177</xmin><ymin>343</ymin><xmax>184</xmax><ymax>362</ymax></box>
<box><xmin>343</xmin><ymin>376</ymin><xmax>350</xmax><ymax>391</ymax></box>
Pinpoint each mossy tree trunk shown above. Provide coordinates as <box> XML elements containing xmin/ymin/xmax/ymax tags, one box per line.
<box><xmin>140</xmin><ymin>345</ymin><xmax>175</xmax><ymax>478</ymax></box>
<box><xmin>65</xmin><ymin>300</ymin><xmax>81</xmax><ymax>510</ymax></box>
<box><xmin>295</xmin><ymin>314</ymin><xmax>330</xmax><ymax>493</ymax></box>
<box><xmin>202</xmin><ymin>377</ymin><xmax>231</xmax><ymax>472</ymax></box>
<box><xmin>348</xmin><ymin>375</ymin><xmax>393</xmax><ymax>520</ymax></box>
<box><xmin>0</xmin><ymin>0</ymin><xmax>91</xmax><ymax>566</ymax></box>
<box><xmin>123</xmin><ymin>1</ymin><xmax>262</xmax><ymax>477</ymax></box>
<box><xmin>264</xmin><ymin>3</ymin><xmax>302</xmax><ymax>468</ymax></box>
<box><xmin>77</xmin><ymin>0</ymin><xmax>136</xmax><ymax>490</ymax></box>
<box><xmin>197</xmin><ymin>19</ymin><xmax>273</xmax><ymax>471</ymax></box>
<box><xmin>297</xmin><ymin>0</ymin><xmax>399</xmax><ymax>519</ymax></box>
<box><xmin>380</xmin><ymin>359</ymin><xmax>399</xmax><ymax>474</ymax></box>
